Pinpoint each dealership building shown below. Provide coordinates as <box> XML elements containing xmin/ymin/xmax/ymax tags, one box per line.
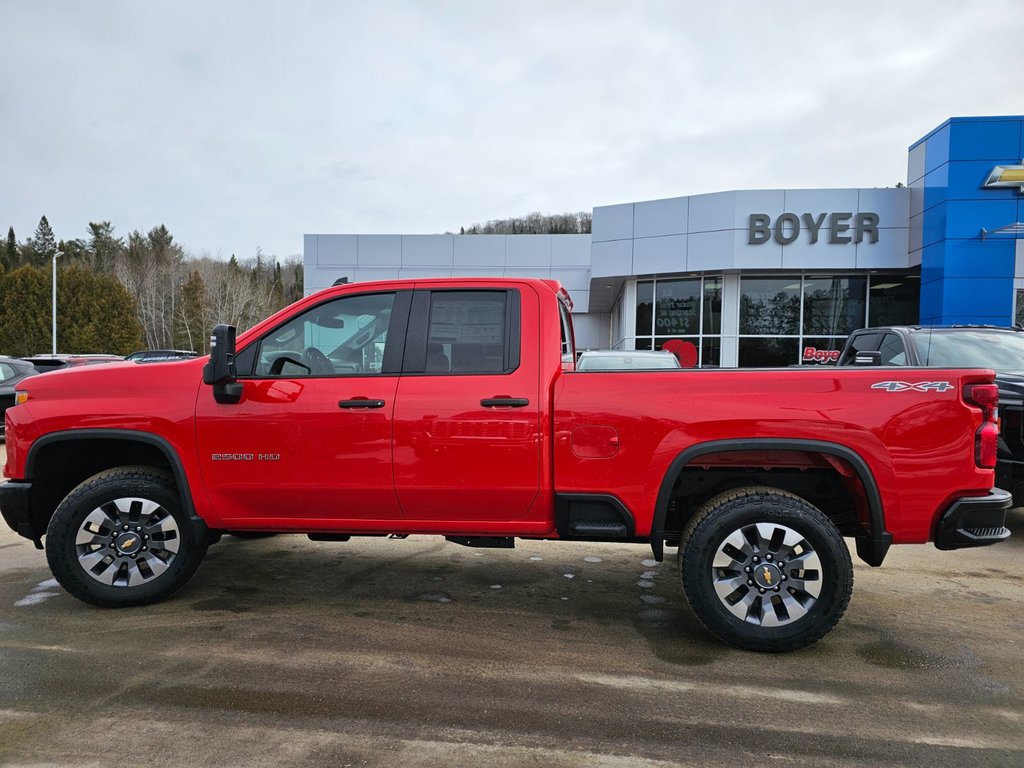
<box><xmin>304</xmin><ymin>115</ymin><xmax>1024</xmax><ymax>367</ymax></box>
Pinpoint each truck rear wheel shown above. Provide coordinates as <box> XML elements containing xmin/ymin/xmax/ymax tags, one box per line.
<box><xmin>678</xmin><ymin>486</ymin><xmax>852</xmax><ymax>652</ymax></box>
<box><xmin>45</xmin><ymin>467</ymin><xmax>206</xmax><ymax>607</ymax></box>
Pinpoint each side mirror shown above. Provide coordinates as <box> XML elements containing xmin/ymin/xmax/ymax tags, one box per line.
<box><xmin>202</xmin><ymin>324</ymin><xmax>243</xmax><ymax>404</ymax></box>
<box><xmin>853</xmin><ymin>350</ymin><xmax>882</xmax><ymax>366</ymax></box>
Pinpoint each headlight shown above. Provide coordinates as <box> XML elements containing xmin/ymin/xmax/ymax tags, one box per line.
<box><xmin>14</xmin><ymin>390</ymin><xmax>28</xmax><ymax>405</ymax></box>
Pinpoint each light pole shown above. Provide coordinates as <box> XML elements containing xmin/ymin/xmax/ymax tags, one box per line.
<box><xmin>52</xmin><ymin>250</ymin><xmax>62</xmax><ymax>355</ymax></box>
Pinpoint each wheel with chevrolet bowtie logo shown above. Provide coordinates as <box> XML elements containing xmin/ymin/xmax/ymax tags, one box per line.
<box><xmin>45</xmin><ymin>467</ymin><xmax>206</xmax><ymax>607</ymax></box>
<box><xmin>678</xmin><ymin>486</ymin><xmax>853</xmax><ymax>652</ymax></box>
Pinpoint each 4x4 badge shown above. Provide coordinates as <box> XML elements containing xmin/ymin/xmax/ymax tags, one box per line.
<box><xmin>872</xmin><ymin>381</ymin><xmax>953</xmax><ymax>392</ymax></box>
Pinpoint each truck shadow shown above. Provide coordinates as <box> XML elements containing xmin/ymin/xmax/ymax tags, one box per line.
<box><xmin>193</xmin><ymin>536</ymin><xmax>730</xmax><ymax>666</ymax></box>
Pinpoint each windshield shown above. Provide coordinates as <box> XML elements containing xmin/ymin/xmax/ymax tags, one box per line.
<box><xmin>912</xmin><ymin>331</ymin><xmax>1024</xmax><ymax>370</ymax></box>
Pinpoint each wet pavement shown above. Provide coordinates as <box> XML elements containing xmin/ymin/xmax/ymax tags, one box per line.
<box><xmin>1</xmin><ymin>447</ymin><xmax>1023</xmax><ymax>766</ymax></box>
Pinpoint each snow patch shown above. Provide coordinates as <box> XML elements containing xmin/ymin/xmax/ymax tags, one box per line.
<box><xmin>583</xmin><ymin>556</ymin><xmax>602</xmax><ymax>563</ymax></box>
<box><xmin>637</xmin><ymin>580</ymin><xmax>655</xmax><ymax>589</ymax></box>
<box><xmin>15</xmin><ymin>592</ymin><xmax>59</xmax><ymax>607</ymax></box>
<box><xmin>416</xmin><ymin>592</ymin><xmax>453</xmax><ymax>603</ymax></box>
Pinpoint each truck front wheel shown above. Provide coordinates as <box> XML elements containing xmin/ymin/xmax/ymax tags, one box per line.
<box><xmin>678</xmin><ymin>486</ymin><xmax>852</xmax><ymax>652</ymax></box>
<box><xmin>45</xmin><ymin>467</ymin><xmax>206</xmax><ymax>607</ymax></box>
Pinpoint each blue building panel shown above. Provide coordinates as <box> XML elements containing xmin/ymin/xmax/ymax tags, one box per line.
<box><xmin>932</xmin><ymin>238</ymin><xmax>1015</xmax><ymax>279</ymax></box>
<box><xmin>924</xmin><ymin>123</ymin><xmax>951</xmax><ymax>175</ymax></box>
<box><xmin>918</xmin><ymin>279</ymin><xmax>945</xmax><ymax>325</ymax></box>
<box><xmin>948</xmin><ymin>119</ymin><xmax>1023</xmax><ymax>162</ymax></box>
<box><xmin>914</xmin><ymin>116</ymin><xmax>1024</xmax><ymax>326</ymax></box>
<box><xmin>946</xmin><ymin>160</ymin><xmax>1022</xmax><ymax>202</ymax></box>
<box><xmin>944</xmin><ymin>199</ymin><xmax>1019</xmax><ymax>239</ymax></box>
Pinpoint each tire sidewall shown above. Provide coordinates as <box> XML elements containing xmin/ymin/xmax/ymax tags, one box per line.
<box><xmin>681</xmin><ymin>492</ymin><xmax>852</xmax><ymax>652</ymax></box>
<box><xmin>46</xmin><ymin>470</ymin><xmax>204</xmax><ymax>607</ymax></box>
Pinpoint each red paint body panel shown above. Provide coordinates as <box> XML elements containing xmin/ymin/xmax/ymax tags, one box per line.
<box><xmin>553</xmin><ymin>368</ymin><xmax>994</xmax><ymax>544</ymax></box>
<box><xmin>1</xmin><ymin>277</ymin><xmax>998</xmax><ymax>549</ymax></box>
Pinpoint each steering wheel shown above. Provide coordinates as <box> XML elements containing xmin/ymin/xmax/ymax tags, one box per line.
<box><xmin>301</xmin><ymin>346</ymin><xmax>333</xmax><ymax>376</ymax></box>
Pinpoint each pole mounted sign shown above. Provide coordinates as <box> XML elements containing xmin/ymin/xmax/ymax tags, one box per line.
<box><xmin>748</xmin><ymin>212</ymin><xmax>880</xmax><ymax>245</ymax></box>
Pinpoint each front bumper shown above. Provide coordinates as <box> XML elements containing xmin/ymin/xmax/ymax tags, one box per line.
<box><xmin>934</xmin><ymin>488</ymin><xmax>1012</xmax><ymax>550</ymax></box>
<box><xmin>0</xmin><ymin>480</ymin><xmax>40</xmax><ymax>546</ymax></box>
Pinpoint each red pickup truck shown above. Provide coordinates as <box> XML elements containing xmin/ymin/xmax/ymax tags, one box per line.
<box><xmin>0</xmin><ymin>278</ymin><xmax>1011</xmax><ymax>651</ymax></box>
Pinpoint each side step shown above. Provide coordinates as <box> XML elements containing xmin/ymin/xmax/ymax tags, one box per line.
<box><xmin>556</xmin><ymin>494</ymin><xmax>634</xmax><ymax>540</ymax></box>
<box><xmin>568</xmin><ymin>520</ymin><xmax>627</xmax><ymax>536</ymax></box>
<box><xmin>445</xmin><ymin>536</ymin><xmax>515</xmax><ymax>549</ymax></box>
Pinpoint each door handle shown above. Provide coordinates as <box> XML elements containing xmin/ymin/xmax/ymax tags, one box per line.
<box><xmin>339</xmin><ymin>399</ymin><xmax>386</xmax><ymax>409</ymax></box>
<box><xmin>480</xmin><ymin>397</ymin><xmax>530</xmax><ymax>408</ymax></box>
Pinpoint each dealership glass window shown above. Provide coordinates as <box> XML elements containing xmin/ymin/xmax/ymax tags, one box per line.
<box><xmin>1015</xmin><ymin>290</ymin><xmax>1024</xmax><ymax>326</ymax></box>
<box><xmin>738</xmin><ymin>337</ymin><xmax>797</xmax><ymax>368</ymax></box>
<box><xmin>740</xmin><ymin>278</ymin><xmax>801</xmax><ymax>335</ymax></box>
<box><xmin>703</xmin><ymin>276</ymin><xmax>722</xmax><ymax>334</ymax></box>
<box><xmin>802</xmin><ymin>276</ymin><xmax>867</xmax><ymax>336</ymax></box>
<box><xmin>636</xmin><ymin>281</ymin><xmax>653</xmax><ymax>337</ymax></box>
<box><xmin>655</xmin><ymin>279</ymin><xmax>701</xmax><ymax>335</ymax></box>
<box><xmin>634</xmin><ymin>275</ymin><xmax>722</xmax><ymax>366</ymax></box>
<box><xmin>735</xmin><ymin>272</ymin><xmax>920</xmax><ymax>367</ymax></box>
<box><xmin>867</xmin><ymin>273</ymin><xmax>920</xmax><ymax>326</ymax></box>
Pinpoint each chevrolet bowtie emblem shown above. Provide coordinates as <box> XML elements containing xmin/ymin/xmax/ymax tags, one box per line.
<box><xmin>122</xmin><ymin>537</ymin><xmax>137</xmax><ymax>548</ymax></box>
<box><xmin>762</xmin><ymin>567</ymin><xmax>773</xmax><ymax>585</ymax></box>
<box><xmin>984</xmin><ymin>162</ymin><xmax>1024</xmax><ymax>193</ymax></box>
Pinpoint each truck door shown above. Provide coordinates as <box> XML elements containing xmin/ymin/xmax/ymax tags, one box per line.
<box><xmin>195</xmin><ymin>289</ymin><xmax>411</xmax><ymax>526</ymax></box>
<box><xmin>392</xmin><ymin>287</ymin><xmax>543</xmax><ymax>522</ymax></box>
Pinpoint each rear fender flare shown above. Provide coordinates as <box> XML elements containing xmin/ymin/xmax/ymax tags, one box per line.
<box><xmin>650</xmin><ymin>438</ymin><xmax>890</xmax><ymax>566</ymax></box>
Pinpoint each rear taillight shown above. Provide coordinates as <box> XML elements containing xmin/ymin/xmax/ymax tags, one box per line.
<box><xmin>964</xmin><ymin>383</ymin><xmax>999</xmax><ymax>468</ymax></box>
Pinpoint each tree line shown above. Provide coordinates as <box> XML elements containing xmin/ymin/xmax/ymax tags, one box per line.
<box><xmin>0</xmin><ymin>216</ymin><xmax>303</xmax><ymax>357</ymax></box>
<box><xmin>459</xmin><ymin>211</ymin><xmax>591</xmax><ymax>235</ymax></box>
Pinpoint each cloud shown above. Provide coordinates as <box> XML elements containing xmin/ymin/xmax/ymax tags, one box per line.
<box><xmin>1</xmin><ymin>1</ymin><xmax>1021</xmax><ymax>258</ymax></box>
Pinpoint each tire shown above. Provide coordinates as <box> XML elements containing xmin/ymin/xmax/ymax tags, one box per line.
<box><xmin>45</xmin><ymin>466</ymin><xmax>206</xmax><ymax>608</ymax></box>
<box><xmin>678</xmin><ymin>486</ymin><xmax>853</xmax><ymax>652</ymax></box>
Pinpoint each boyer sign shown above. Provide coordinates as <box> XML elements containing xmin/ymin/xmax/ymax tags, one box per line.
<box><xmin>748</xmin><ymin>212</ymin><xmax>880</xmax><ymax>245</ymax></box>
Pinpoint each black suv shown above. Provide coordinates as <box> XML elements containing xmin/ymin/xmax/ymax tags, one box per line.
<box><xmin>0</xmin><ymin>357</ymin><xmax>38</xmax><ymax>441</ymax></box>
<box><xmin>838</xmin><ymin>325</ymin><xmax>1024</xmax><ymax>505</ymax></box>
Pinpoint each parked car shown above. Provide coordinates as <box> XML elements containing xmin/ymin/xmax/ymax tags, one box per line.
<box><xmin>21</xmin><ymin>354</ymin><xmax>124</xmax><ymax>373</ymax></box>
<box><xmin>125</xmin><ymin>350</ymin><xmax>199</xmax><ymax>363</ymax></box>
<box><xmin>838</xmin><ymin>325</ymin><xmax>1024</xmax><ymax>504</ymax></box>
<box><xmin>0</xmin><ymin>357</ymin><xmax>38</xmax><ymax>441</ymax></box>
<box><xmin>576</xmin><ymin>350</ymin><xmax>682</xmax><ymax>371</ymax></box>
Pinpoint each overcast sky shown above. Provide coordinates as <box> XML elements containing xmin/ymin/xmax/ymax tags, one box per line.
<box><xmin>2</xmin><ymin>1</ymin><xmax>1022</xmax><ymax>261</ymax></box>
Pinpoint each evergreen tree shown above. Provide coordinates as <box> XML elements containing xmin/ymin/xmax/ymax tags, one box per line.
<box><xmin>3</xmin><ymin>226</ymin><xmax>16</xmax><ymax>270</ymax></box>
<box><xmin>22</xmin><ymin>215</ymin><xmax>58</xmax><ymax>266</ymax></box>
<box><xmin>272</xmin><ymin>262</ymin><xmax>285</xmax><ymax>309</ymax></box>
<box><xmin>286</xmin><ymin>262</ymin><xmax>304</xmax><ymax>303</ymax></box>
<box><xmin>0</xmin><ymin>265</ymin><xmax>51</xmax><ymax>355</ymax></box>
<box><xmin>176</xmin><ymin>270</ymin><xmax>207</xmax><ymax>352</ymax></box>
<box><xmin>87</xmin><ymin>221</ymin><xmax>123</xmax><ymax>273</ymax></box>
<box><xmin>57</xmin><ymin>264</ymin><xmax>144</xmax><ymax>354</ymax></box>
